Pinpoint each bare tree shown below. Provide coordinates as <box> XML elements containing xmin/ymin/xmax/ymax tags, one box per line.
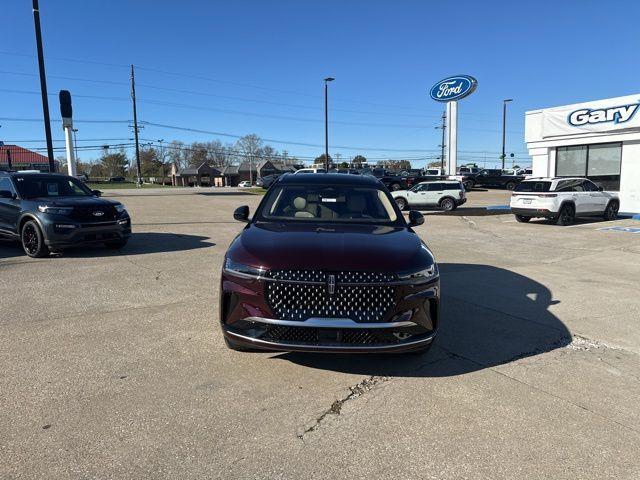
<box><xmin>235</xmin><ymin>134</ymin><xmax>263</xmax><ymax>184</ymax></box>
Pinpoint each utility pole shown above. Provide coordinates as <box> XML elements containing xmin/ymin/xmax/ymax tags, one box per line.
<box><xmin>435</xmin><ymin>110</ymin><xmax>447</xmax><ymax>172</ymax></box>
<box><xmin>501</xmin><ymin>99</ymin><xmax>513</xmax><ymax>170</ymax></box>
<box><xmin>32</xmin><ymin>0</ymin><xmax>55</xmax><ymax>171</ymax></box>
<box><xmin>323</xmin><ymin>77</ymin><xmax>334</xmax><ymax>171</ymax></box>
<box><xmin>130</xmin><ymin>65</ymin><xmax>142</xmax><ymax>186</ymax></box>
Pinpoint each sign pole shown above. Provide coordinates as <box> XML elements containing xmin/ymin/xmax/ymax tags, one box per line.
<box><xmin>64</xmin><ymin>123</ymin><xmax>76</xmax><ymax>177</ymax></box>
<box><xmin>446</xmin><ymin>101</ymin><xmax>458</xmax><ymax>176</ymax></box>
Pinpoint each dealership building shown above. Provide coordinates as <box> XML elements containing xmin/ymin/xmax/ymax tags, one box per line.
<box><xmin>525</xmin><ymin>93</ymin><xmax>640</xmax><ymax>214</ymax></box>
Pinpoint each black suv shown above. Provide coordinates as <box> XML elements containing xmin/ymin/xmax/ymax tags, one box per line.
<box><xmin>0</xmin><ymin>172</ymin><xmax>131</xmax><ymax>257</ymax></box>
<box><xmin>463</xmin><ymin>169</ymin><xmax>524</xmax><ymax>190</ymax></box>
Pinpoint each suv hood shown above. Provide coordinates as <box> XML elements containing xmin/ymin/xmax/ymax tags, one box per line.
<box><xmin>28</xmin><ymin>196</ymin><xmax>120</xmax><ymax>207</ymax></box>
<box><xmin>228</xmin><ymin>222</ymin><xmax>434</xmax><ymax>272</ymax></box>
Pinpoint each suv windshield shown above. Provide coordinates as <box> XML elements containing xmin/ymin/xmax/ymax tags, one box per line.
<box><xmin>257</xmin><ymin>184</ymin><xmax>399</xmax><ymax>224</ymax></box>
<box><xmin>15</xmin><ymin>175</ymin><xmax>93</xmax><ymax>199</ymax></box>
<box><xmin>515</xmin><ymin>181</ymin><xmax>551</xmax><ymax>192</ymax></box>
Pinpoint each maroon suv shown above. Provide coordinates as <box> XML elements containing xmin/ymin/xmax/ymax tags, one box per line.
<box><xmin>219</xmin><ymin>174</ymin><xmax>440</xmax><ymax>353</ymax></box>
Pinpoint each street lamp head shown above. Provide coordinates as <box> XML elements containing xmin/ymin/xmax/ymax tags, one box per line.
<box><xmin>324</xmin><ymin>77</ymin><xmax>335</xmax><ymax>82</ymax></box>
<box><xmin>504</xmin><ymin>98</ymin><xmax>513</xmax><ymax>103</ymax></box>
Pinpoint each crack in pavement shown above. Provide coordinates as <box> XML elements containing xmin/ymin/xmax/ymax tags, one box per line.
<box><xmin>297</xmin><ymin>375</ymin><xmax>390</xmax><ymax>441</ymax></box>
<box><xmin>296</xmin><ymin>354</ymin><xmax>454</xmax><ymax>442</ymax></box>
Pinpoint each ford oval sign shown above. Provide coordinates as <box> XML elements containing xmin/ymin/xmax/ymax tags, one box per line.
<box><xmin>430</xmin><ymin>75</ymin><xmax>478</xmax><ymax>102</ymax></box>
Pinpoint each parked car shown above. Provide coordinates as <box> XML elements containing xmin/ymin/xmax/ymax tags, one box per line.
<box><xmin>510</xmin><ymin>177</ymin><xmax>619</xmax><ymax>225</ymax></box>
<box><xmin>256</xmin><ymin>174</ymin><xmax>281</xmax><ymax>189</ymax></box>
<box><xmin>368</xmin><ymin>168</ymin><xmax>409</xmax><ymax>191</ymax></box>
<box><xmin>220</xmin><ymin>173</ymin><xmax>439</xmax><ymax>353</ymax></box>
<box><xmin>108</xmin><ymin>176</ymin><xmax>126</xmax><ymax>183</ymax></box>
<box><xmin>294</xmin><ymin>167</ymin><xmax>326</xmax><ymax>174</ymax></box>
<box><xmin>464</xmin><ymin>169</ymin><xmax>525</xmax><ymax>190</ymax></box>
<box><xmin>392</xmin><ymin>180</ymin><xmax>466</xmax><ymax>211</ymax></box>
<box><xmin>0</xmin><ymin>171</ymin><xmax>131</xmax><ymax>257</ymax></box>
<box><xmin>238</xmin><ymin>180</ymin><xmax>252</xmax><ymax>188</ymax></box>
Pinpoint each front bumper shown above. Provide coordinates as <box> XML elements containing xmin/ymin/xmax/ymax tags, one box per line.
<box><xmin>42</xmin><ymin>216</ymin><xmax>132</xmax><ymax>247</ymax></box>
<box><xmin>219</xmin><ymin>272</ymin><xmax>440</xmax><ymax>353</ymax></box>
<box><xmin>511</xmin><ymin>207</ymin><xmax>556</xmax><ymax>218</ymax></box>
<box><xmin>455</xmin><ymin>197</ymin><xmax>467</xmax><ymax>206</ymax></box>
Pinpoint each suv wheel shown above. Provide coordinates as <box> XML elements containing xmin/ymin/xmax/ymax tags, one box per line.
<box><xmin>603</xmin><ymin>201</ymin><xmax>619</xmax><ymax>221</ymax></box>
<box><xmin>389</xmin><ymin>183</ymin><xmax>401</xmax><ymax>191</ymax></box>
<box><xmin>21</xmin><ymin>220</ymin><xmax>49</xmax><ymax>258</ymax></box>
<box><xmin>395</xmin><ymin>197</ymin><xmax>407</xmax><ymax>210</ymax></box>
<box><xmin>505</xmin><ymin>181</ymin><xmax>517</xmax><ymax>190</ymax></box>
<box><xmin>440</xmin><ymin>198</ymin><xmax>455</xmax><ymax>211</ymax></box>
<box><xmin>515</xmin><ymin>214</ymin><xmax>531</xmax><ymax>223</ymax></box>
<box><xmin>105</xmin><ymin>239</ymin><xmax>128</xmax><ymax>249</ymax></box>
<box><xmin>463</xmin><ymin>181</ymin><xmax>474</xmax><ymax>190</ymax></box>
<box><xmin>556</xmin><ymin>204</ymin><xmax>575</xmax><ymax>226</ymax></box>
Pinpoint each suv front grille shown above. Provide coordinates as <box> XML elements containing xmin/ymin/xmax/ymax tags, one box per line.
<box><xmin>260</xmin><ymin>325</ymin><xmax>398</xmax><ymax>346</ymax></box>
<box><xmin>70</xmin><ymin>205</ymin><xmax>117</xmax><ymax>222</ymax></box>
<box><xmin>265</xmin><ymin>270</ymin><xmax>396</xmax><ymax>323</ymax></box>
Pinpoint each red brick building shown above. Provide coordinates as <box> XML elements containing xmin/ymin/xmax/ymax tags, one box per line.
<box><xmin>0</xmin><ymin>145</ymin><xmax>53</xmax><ymax>171</ymax></box>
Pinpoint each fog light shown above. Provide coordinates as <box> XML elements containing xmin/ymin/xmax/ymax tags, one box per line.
<box><xmin>393</xmin><ymin>332</ymin><xmax>413</xmax><ymax>340</ymax></box>
<box><xmin>117</xmin><ymin>219</ymin><xmax>129</xmax><ymax>225</ymax></box>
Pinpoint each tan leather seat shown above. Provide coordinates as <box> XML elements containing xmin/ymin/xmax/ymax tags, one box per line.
<box><xmin>293</xmin><ymin>197</ymin><xmax>315</xmax><ymax>218</ymax></box>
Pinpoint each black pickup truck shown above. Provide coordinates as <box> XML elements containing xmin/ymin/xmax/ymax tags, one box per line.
<box><xmin>368</xmin><ymin>168</ymin><xmax>409</xmax><ymax>191</ymax></box>
<box><xmin>460</xmin><ymin>169</ymin><xmax>525</xmax><ymax>190</ymax></box>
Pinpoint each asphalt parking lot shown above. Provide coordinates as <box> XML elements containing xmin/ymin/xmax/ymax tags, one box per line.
<box><xmin>1</xmin><ymin>187</ymin><xmax>639</xmax><ymax>479</ymax></box>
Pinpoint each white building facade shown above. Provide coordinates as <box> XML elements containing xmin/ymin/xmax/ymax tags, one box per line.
<box><xmin>525</xmin><ymin>93</ymin><xmax>640</xmax><ymax>214</ymax></box>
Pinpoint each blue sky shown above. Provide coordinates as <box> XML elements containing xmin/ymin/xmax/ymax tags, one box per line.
<box><xmin>2</xmin><ymin>0</ymin><xmax>639</xmax><ymax>168</ymax></box>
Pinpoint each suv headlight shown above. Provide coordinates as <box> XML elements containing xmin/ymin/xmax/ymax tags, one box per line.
<box><xmin>38</xmin><ymin>205</ymin><xmax>73</xmax><ymax>215</ymax></box>
<box><xmin>398</xmin><ymin>263</ymin><xmax>439</xmax><ymax>283</ymax></box>
<box><xmin>224</xmin><ymin>258</ymin><xmax>267</xmax><ymax>279</ymax></box>
<box><xmin>115</xmin><ymin>204</ymin><xmax>127</xmax><ymax>213</ymax></box>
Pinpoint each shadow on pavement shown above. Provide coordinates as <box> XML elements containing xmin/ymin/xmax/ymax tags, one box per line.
<box><xmin>275</xmin><ymin>263</ymin><xmax>572</xmax><ymax>377</ymax></box>
<box><xmin>0</xmin><ymin>239</ymin><xmax>24</xmax><ymax>260</ymax></box>
<box><xmin>61</xmin><ymin>232</ymin><xmax>215</xmax><ymax>257</ymax></box>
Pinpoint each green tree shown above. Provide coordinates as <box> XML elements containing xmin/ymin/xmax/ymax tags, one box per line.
<box><xmin>351</xmin><ymin>155</ymin><xmax>367</xmax><ymax>167</ymax></box>
<box><xmin>99</xmin><ymin>151</ymin><xmax>128</xmax><ymax>178</ymax></box>
<box><xmin>314</xmin><ymin>153</ymin><xmax>332</xmax><ymax>166</ymax></box>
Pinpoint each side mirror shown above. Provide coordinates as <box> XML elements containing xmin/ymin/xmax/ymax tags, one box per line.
<box><xmin>408</xmin><ymin>210</ymin><xmax>424</xmax><ymax>227</ymax></box>
<box><xmin>234</xmin><ymin>205</ymin><xmax>250</xmax><ymax>222</ymax></box>
<box><xmin>0</xmin><ymin>190</ymin><xmax>15</xmax><ymax>199</ymax></box>
<box><xmin>92</xmin><ymin>189</ymin><xmax>102</xmax><ymax>197</ymax></box>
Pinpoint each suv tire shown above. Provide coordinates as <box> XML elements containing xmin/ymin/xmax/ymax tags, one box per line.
<box><xmin>556</xmin><ymin>204</ymin><xmax>575</xmax><ymax>226</ymax></box>
<box><xmin>440</xmin><ymin>197</ymin><xmax>455</xmax><ymax>211</ymax></box>
<box><xmin>395</xmin><ymin>197</ymin><xmax>407</xmax><ymax>210</ymax></box>
<box><xmin>515</xmin><ymin>214</ymin><xmax>531</xmax><ymax>223</ymax></box>
<box><xmin>105</xmin><ymin>239</ymin><xmax>128</xmax><ymax>249</ymax></box>
<box><xmin>21</xmin><ymin>220</ymin><xmax>49</xmax><ymax>258</ymax></box>
<box><xmin>505</xmin><ymin>181</ymin><xmax>517</xmax><ymax>190</ymax></box>
<box><xmin>463</xmin><ymin>181</ymin><xmax>474</xmax><ymax>190</ymax></box>
<box><xmin>389</xmin><ymin>183</ymin><xmax>401</xmax><ymax>191</ymax></box>
<box><xmin>603</xmin><ymin>201</ymin><xmax>619</xmax><ymax>221</ymax></box>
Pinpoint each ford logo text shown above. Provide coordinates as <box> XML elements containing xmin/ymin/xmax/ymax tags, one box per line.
<box><xmin>430</xmin><ymin>75</ymin><xmax>477</xmax><ymax>102</ymax></box>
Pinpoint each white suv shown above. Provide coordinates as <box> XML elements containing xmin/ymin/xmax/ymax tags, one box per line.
<box><xmin>392</xmin><ymin>180</ymin><xmax>466</xmax><ymax>211</ymax></box>
<box><xmin>510</xmin><ymin>177</ymin><xmax>619</xmax><ymax>225</ymax></box>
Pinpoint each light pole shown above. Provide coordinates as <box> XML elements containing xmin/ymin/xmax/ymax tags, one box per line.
<box><xmin>324</xmin><ymin>77</ymin><xmax>334</xmax><ymax>171</ymax></box>
<box><xmin>501</xmin><ymin>99</ymin><xmax>513</xmax><ymax>170</ymax></box>
<box><xmin>72</xmin><ymin>128</ymin><xmax>79</xmax><ymax>162</ymax></box>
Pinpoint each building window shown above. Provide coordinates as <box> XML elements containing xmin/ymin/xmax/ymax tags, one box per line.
<box><xmin>556</xmin><ymin>142</ymin><xmax>621</xmax><ymax>191</ymax></box>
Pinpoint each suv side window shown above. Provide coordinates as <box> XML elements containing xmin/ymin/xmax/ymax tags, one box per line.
<box><xmin>581</xmin><ymin>180</ymin><xmax>598</xmax><ymax>192</ymax></box>
<box><xmin>427</xmin><ymin>183</ymin><xmax>442</xmax><ymax>191</ymax></box>
<box><xmin>0</xmin><ymin>177</ymin><xmax>17</xmax><ymax>197</ymax></box>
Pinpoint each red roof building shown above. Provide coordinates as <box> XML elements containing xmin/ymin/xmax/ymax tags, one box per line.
<box><xmin>0</xmin><ymin>145</ymin><xmax>52</xmax><ymax>171</ymax></box>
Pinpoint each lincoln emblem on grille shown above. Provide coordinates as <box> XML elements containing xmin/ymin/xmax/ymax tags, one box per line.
<box><xmin>327</xmin><ymin>274</ymin><xmax>336</xmax><ymax>295</ymax></box>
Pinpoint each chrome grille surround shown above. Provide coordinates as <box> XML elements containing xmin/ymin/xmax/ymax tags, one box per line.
<box><xmin>265</xmin><ymin>270</ymin><xmax>397</xmax><ymax>323</ymax></box>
